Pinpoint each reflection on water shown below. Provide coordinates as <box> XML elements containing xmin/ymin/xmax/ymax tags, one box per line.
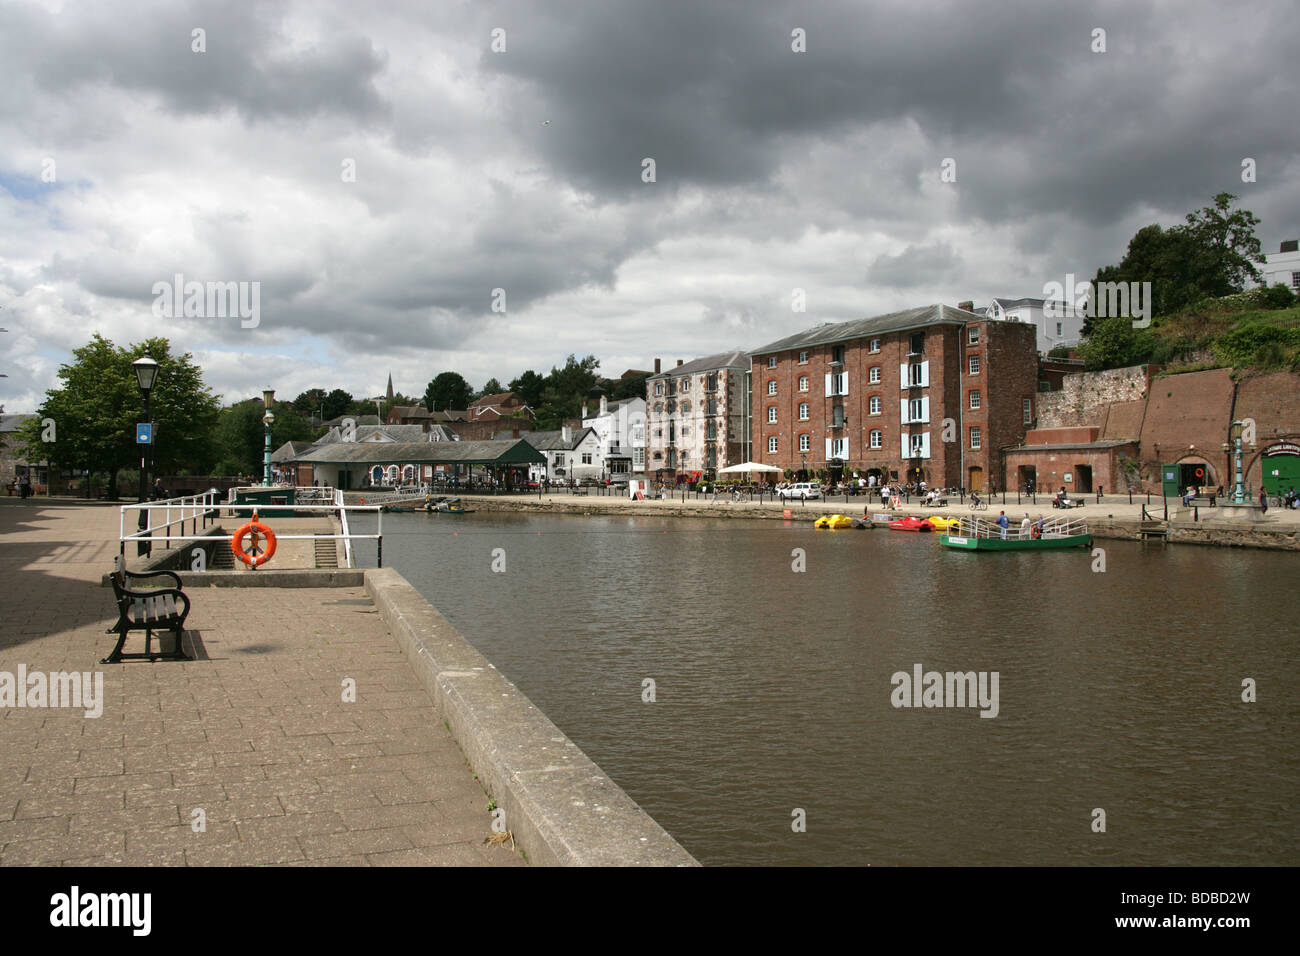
<box><xmin>350</xmin><ymin>511</ymin><xmax>1300</xmax><ymax>866</ymax></box>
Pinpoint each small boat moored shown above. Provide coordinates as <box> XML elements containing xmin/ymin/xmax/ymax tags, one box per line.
<box><xmin>814</xmin><ymin>514</ymin><xmax>855</xmax><ymax>529</ymax></box>
<box><xmin>940</xmin><ymin>516</ymin><xmax>1092</xmax><ymax>551</ymax></box>
<box><xmin>888</xmin><ymin>516</ymin><xmax>933</xmax><ymax>532</ymax></box>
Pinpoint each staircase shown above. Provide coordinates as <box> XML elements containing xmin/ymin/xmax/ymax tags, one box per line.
<box><xmin>314</xmin><ymin>537</ymin><xmax>339</xmax><ymax>568</ymax></box>
<box><xmin>210</xmin><ymin>538</ymin><xmax>236</xmax><ymax>568</ymax></box>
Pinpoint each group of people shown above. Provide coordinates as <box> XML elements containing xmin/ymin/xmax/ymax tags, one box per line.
<box><xmin>7</xmin><ymin>474</ymin><xmax>33</xmax><ymax>498</ymax></box>
<box><xmin>996</xmin><ymin>511</ymin><xmax>1049</xmax><ymax>540</ymax></box>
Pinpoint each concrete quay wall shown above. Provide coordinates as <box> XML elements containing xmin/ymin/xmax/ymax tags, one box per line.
<box><xmin>463</xmin><ymin>494</ymin><xmax>1300</xmax><ymax>551</ymax></box>
<box><xmin>364</xmin><ymin>567</ymin><xmax>698</xmax><ymax>867</ymax></box>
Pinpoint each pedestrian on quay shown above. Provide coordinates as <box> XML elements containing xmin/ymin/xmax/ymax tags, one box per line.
<box><xmin>1259</xmin><ymin>487</ymin><xmax>1268</xmax><ymax>514</ymax></box>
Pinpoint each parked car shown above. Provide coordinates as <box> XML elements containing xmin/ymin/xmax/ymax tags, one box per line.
<box><xmin>777</xmin><ymin>482</ymin><xmax>822</xmax><ymax>501</ymax></box>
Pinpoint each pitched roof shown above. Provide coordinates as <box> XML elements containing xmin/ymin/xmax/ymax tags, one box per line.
<box><xmin>521</xmin><ymin>428</ymin><xmax>594</xmax><ymax>451</ymax></box>
<box><xmin>271</xmin><ymin>440</ymin><xmax>315</xmax><ymax>462</ymax></box>
<box><xmin>749</xmin><ymin>304</ymin><xmax>980</xmax><ymax>355</ymax></box>
<box><xmin>0</xmin><ymin>414</ymin><xmax>36</xmax><ymax>433</ymax></box>
<box><xmin>469</xmin><ymin>391</ymin><xmax>522</xmax><ymax>407</ymax></box>
<box><xmin>292</xmin><ymin>438</ymin><xmax>545</xmax><ymax>465</ymax></box>
<box><xmin>647</xmin><ymin>350</ymin><xmax>750</xmax><ymax>379</ymax></box>
<box><xmin>387</xmin><ymin>405</ymin><xmax>436</xmax><ymax>419</ymax></box>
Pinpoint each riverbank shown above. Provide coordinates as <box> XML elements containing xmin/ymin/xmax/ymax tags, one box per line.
<box><xmin>0</xmin><ymin>499</ymin><xmax>694</xmax><ymax>866</ymax></box>
<box><xmin>417</xmin><ymin>492</ymin><xmax>1300</xmax><ymax>551</ymax></box>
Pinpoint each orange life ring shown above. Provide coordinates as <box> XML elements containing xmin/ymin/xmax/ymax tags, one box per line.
<box><xmin>1031</xmin><ymin>524</ymin><xmax>1042</xmax><ymax>539</ymax></box>
<box><xmin>232</xmin><ymin>513</ymin><xmax>277</xmax><ymax>568</ymax></box>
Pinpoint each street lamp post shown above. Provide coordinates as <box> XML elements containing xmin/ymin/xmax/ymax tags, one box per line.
<box><xmin>132</xmin><ymin>354</ymin><xmax>159</xmax><ymax>557</ymax></box>
<box><xmin>263</xmin><ymin>389</ymin><xmax>276</xmax><ymax>487</ymax></box>
<box><xmin>1227</xmin><ymin>420</ymin><xmax>1247</xmax><ymax>503</ymax></box>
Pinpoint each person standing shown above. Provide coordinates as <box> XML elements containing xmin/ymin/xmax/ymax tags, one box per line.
<box><xmin>997</xmin><ymin>510</ymin><xmax>1010</xmax><ymax>539</ymax></box>
<box><xmin>1259</xmin><ymin>486</ymin><xmax>1268</xmax><ymax>515</ymax></box>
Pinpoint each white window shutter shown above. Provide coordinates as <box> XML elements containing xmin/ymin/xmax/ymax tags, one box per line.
<box><xmin>902</xmin><ymin>434</ymin><xmax>909</xmax><ymax>458</ymax></box>
<box><xmin>825</xmin><ymin>438</ymin><xmax>832</xmax><ymax>460</ymax></box>
<box><xmin>900</xmin><ymin>363</ymin><xmax>908</xmax><ymax>390</ymax></box>
<box><xmin>825</xmin><ymin>373</ymin><xmax>832</xmax><ymax>396</ymax></box>
<box><xmin>920</xmin><ymin>360</ymin><xmax>930</xmax><ymax>387</ymax></box>
<box><xmin>921</xmin><ymin>433</ymin><xmax>931</xmax><ymax>458</ymax></box>
<box><xmin>920</xmin><ymin>396</ymin><xmax>930</xmax><ymax>423</ymax></box>
<box><xmin>900</xmin><ymin>403</ymin><xmax>908</xmax><ymax>425</ymax></box>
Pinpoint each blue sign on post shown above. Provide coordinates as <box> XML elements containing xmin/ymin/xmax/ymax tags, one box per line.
<box><xmin>136</xmin><ymin>423</ymin><xmax>152</xmax><ymax>444</ymax></box>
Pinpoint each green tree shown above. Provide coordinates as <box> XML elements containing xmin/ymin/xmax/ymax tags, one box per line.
<box><xmin>19</xmin><ymin>334</ymin><xmax>220</xmax><ymax>496</ymax></box>
<box><xmin>607</xmin><ymin>372</ymin><xmax>649</xmax><ymax>401</ymax></box>
<box><xmin>1078</xmin><ymin>315</ymin><xmax>1156</xmax><ymax>371</ymax></box>
<box><xmin>322</xmin><ymin>388</ymin><xmax>353</xmax><ymax>421</ymax></box>
<box><xmin>424</xmin><ymin>372</ymin><xmax>472</xmax><ymax>412</ymax></box>
<box><xmin>478</xmin><ymin>377</ymin><xmax>503</xmax><ymax>399</ymax></box>
<box><xmin>1086</xmin><ymin>194</ymin><xmax>1265</xmax><ymax>334</ymax></box>
<box><xmin>213</xmin><ymin>398</ymin><xmax>314</xmax><ymax>476</ymax></box>
<box><xmin>508</xmin><ymin>369</ymin><xmax>545</xmax><ymax>408</ymax></box>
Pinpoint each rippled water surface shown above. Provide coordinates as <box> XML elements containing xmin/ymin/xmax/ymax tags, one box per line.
<box><xmin>349</xmin><ymin>511</ymin><xmax>1299</xmax><ymax>866</ymax></box>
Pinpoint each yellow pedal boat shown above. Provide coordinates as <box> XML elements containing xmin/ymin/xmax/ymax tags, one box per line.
<box><xmin>814</xmin><ymin>514</ymin><xmax>855</xmax><ymax>529</ymax></box>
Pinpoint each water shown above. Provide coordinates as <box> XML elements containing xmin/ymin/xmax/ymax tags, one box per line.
<box><xmin>349</xmin><ymin>511</ymin><xmax>1299</xmax><ymax>866</ymax></box>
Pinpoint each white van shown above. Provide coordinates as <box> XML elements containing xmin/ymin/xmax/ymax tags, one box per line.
<box><xmin>778</xmin><ymin>481</ymin><xmax>822</xmax><ymax>500</ymax></box>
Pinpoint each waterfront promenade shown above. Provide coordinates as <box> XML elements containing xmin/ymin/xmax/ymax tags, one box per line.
<box><xmin>416</xmin><ymin>489</ymin><xmax>1300</xmax><ymax>547</ymax></box>
<box><xmin>0</xmin><ymin>499</ymin><xmax>524</xmax><ymax>866</ymax></box>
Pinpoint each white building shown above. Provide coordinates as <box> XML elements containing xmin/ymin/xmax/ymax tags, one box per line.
<box><xmin>973</xmin><ymin>297</ymin><xmax>1083</xmax><ymax>354</ymax></box>
<box><xmin>1259</xmin><ymin>239</ymin><xmax>1300</xmax><ymax>294</ymax></box>
<box><xmin>581</xmin><ymin>394</ymin><xmax>647</xmax><ymax>481</ymax></box>
<box><xmin>521</xmin><ymin>426</ymin><xmax>603</xmax><ymax>482</ymax></box>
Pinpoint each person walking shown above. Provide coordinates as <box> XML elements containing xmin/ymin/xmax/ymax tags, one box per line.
<box><xmin>1259</xmin><ymin>486</ymin><xmax>1268</xmax><ymax>515</ymax></box>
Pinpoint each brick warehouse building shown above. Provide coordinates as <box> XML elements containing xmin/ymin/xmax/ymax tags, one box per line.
<box><xmin>749</xmin><ymin>304</ymin><xmax>1038</xmax><ymax>490</ymax></box>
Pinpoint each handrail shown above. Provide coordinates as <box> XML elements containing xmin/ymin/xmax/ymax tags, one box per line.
<box><xmin>955</xmin><ymin>515</ymin><xmax>1087</xmax><ymax>540</ymax></box>
<box><xmin>335</xmin><ymin>487</ymin><xmax>354</xmax><ymax>569</ymax></box>
<box><xmin>119</xmin><ymin>488</ymin><xmax>379</xmax><ymax>568</ymax></box>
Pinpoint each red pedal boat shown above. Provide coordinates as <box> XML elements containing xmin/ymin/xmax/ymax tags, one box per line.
<box><xmin>888</xmin><ymin>516</ymin><xmax>933</xmax><ymax>532</ymax></box>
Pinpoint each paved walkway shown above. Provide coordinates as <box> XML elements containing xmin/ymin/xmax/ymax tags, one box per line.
<box><xmin>0</xmin><ymin>499</ymin><xmax>523</xmax><ymax>866</ymax></box>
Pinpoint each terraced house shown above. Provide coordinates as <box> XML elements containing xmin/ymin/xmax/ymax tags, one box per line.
<box><xmin>645</xmin><ymin>352</ymin><xmax>749</xmax><ymax>480</ymax></box>
<box><xmin>749</xmin><ymin>304</ymin><xmax>1038</xmax><ymax>491</ymax></box>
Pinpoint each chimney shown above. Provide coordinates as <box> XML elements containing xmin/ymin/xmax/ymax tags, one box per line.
<box><xmin>581</xmin><ymin>402</ymin><xmax>588</xmax><ymax>419</ymax></box>
<box><xmin>676</xmin><ymin>359</ymin><xmax>683</xmax><ymax>366</ymax></box>
<box><xmin>958</xmin><ymin>300</ymin><xmax>974</xmax><ymax>312</ymax></box>
<box><xmin>562</xmin><ymin>425</ymin><xmax>572</xmax><ymax>443</ymax></box>
<box><xmin>599</xmin><ymin>394</ymin><xmax>607</xmax><ymax>415</ymax></box>
<box><xmin>512</xmin><ymin>424</ymin><xmax>520</xmax><ymax>439</ymax></box>
<box><xmin>654</xmin><ymin>358</ymin><xmax>661</xmax><ymax>373</ymax></box>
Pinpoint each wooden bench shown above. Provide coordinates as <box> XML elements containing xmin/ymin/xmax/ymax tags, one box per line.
<box><xmin>920</xmin><ymin>498</ymin><xmax>949</xmax><ymax>508</ymax></box>
<box><xmin>105</xmin><ymin>564</ymin><xmax>191</xmax><ymax>663</ymax></box>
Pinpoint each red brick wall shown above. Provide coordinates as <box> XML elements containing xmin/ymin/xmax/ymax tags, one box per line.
<box><xmin>752</xmin><ymin>318</ymin><xmax>1038</xmax><ymax>490</ymax></box>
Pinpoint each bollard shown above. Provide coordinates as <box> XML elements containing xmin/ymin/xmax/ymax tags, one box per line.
<box><xmin>1194</xmin><ymin>505</ymin><xmax>1199</xmax><ymax>522</ymax></box>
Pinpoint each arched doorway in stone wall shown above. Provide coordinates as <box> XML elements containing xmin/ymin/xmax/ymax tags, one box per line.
<box><xmin>1174</xmin><ymin>456</ymin><xmax>1217</xmax><ymax>494</ymax></box>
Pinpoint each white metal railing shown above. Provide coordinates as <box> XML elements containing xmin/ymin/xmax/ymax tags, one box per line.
<box><xmin>120</xmin><ymin>487</ymin><xmax>381</xmax><ymax>569</ymax></box>
<box><xmin>954</xmin><ymin>515</ymin><xmax>1087</xmax><ymax>540</ymax></box>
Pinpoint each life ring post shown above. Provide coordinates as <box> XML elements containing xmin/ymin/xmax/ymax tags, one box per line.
<box><xmin>232</xmin><ymin>510</ymin><xmax>278</xmax><ymax>569</ymax></box>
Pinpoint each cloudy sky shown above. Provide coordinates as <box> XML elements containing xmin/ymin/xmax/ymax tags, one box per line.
<box><xmin>1</xmin><ymin>0</ymin><xmax>1296</xmax><ymax>411</ymax></box>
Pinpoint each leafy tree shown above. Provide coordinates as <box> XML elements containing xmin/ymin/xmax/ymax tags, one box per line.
<box><xmin>478</xmin><ymin>377</ymin><xmax>503</xmax><ymax>398</ymax></box>
<box><xmin>213</xmin><ymin>398</ymin><xmax>315</xmax><ymax>476</ymax></box>
<box><xmin>19</xmin><ymin>334</ymin><xmax>220</xmax><ymax>496</ymax></box>
<box><xmin>607</xmin><ymin>372</ymin><xmax>649</xmax><ymax>402</ymax></box>
<box><xmin>322</xmin><ymin>388</ymin><xmax>353</xmax><ymax>421</ymax></box>
<box><xmin>1078</xmin><ymin>316</ymin><xmax>1156</xmax><ymax>371</ymax></box>
<box><xmin>508</xmin><ymin>369</ymin><xmax>545</xmax><ymax>408</ymax></box>
<box><xmin>423</xmin><ymin>372</ymin><xmax>472</xmax><ymax>412</ymax></box>
<box><xmin>292</xmin><ymin>388</ymin><xmax>329</xmax><ymax>419</ymax></box>
<box><xmin>1086</xmin><ymin>194</ymin><xmax>1265</xmax><ymax>334</ymax></box>
<box><xmin>531</xmin><ymin>355</ymin><xmax>601</xmax><ymax>429</ymax></box>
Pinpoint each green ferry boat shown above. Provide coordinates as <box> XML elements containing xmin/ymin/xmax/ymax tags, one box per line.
<box><xmin>939</xmin><ymin>516</ymin><xmax>1092</xmax><ymax>551</ymax></box>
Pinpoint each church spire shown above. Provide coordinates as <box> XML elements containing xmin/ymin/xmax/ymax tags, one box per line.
<box><xmin>386</xmin><ymin>373</ymin><xmax>394</xmax><ymax>401</ymax></box>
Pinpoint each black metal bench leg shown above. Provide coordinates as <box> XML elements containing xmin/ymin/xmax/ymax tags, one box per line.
<box><xmin>103</xmin><ymin>629</ymin><xmax>130</xmax><ymax>665</ymax></box>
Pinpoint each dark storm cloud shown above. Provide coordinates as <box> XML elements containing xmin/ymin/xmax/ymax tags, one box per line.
<box><xmin>1</xmin><ymin>0</ymin><xmax>387</xmax><ymax>128</ymax></box>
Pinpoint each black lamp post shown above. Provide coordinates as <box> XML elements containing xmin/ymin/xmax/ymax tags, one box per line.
<box><xmin>132</xmin><ymin>354</ymin><xmax>159</xmax><ymax>556</ymax></box>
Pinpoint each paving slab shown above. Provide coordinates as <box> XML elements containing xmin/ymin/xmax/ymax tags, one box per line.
<box><xmin>0</xmin><ymin>500</ymin><xmax>524</xmax><ymax>867</ymax></box>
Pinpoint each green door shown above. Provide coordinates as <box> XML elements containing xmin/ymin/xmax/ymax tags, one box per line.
<box><xmin>1161</xmin><ymin>466</ymin><xmax>1179</xmax><ymax>498</ymax></box>
<box><xmin>1262</xmin><ymin>456</ymin><xmax>1300</xmax><ymax>496</ymax></box>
